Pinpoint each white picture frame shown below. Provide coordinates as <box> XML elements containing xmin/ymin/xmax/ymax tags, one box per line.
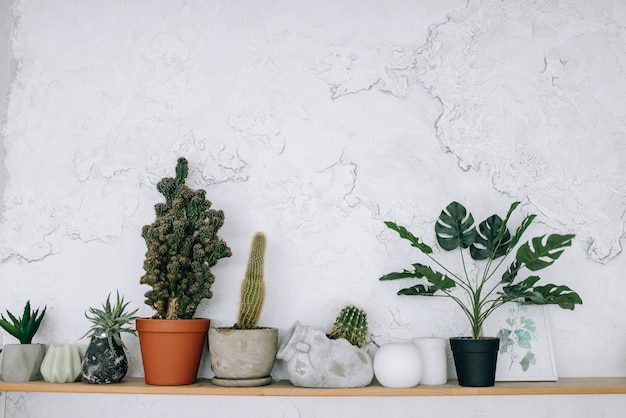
<box><xmin>483</xmin><ymin>302</ymin><xmax>558</xmax><ymax>381</ymax></box>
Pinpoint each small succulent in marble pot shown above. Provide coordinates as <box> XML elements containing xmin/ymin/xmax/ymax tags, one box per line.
<box><xmin>83</xmin><ymin>291</ymin><xmax>138</xmax><ymax>352</ymax></box>
<box><xmin>81</xmin><ymin>291</ymin><xmax>138</xmax><ymax>384</ymax></box>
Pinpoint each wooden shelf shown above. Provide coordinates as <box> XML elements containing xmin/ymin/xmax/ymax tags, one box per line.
<box><xmin>1</xmin><ymin>377</ymin><xmax>626</xmax><ymax>396</ymax></box>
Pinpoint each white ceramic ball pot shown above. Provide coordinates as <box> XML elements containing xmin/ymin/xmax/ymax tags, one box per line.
<box><xmin>373</xmin><ymin>342</ymin><xmax>423</xmax><ymax>388</ymax></box>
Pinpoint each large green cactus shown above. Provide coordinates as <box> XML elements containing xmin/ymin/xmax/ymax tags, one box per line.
<box><xmin>327</xmin><ymin>305</ymin><xmax>369</xmax><ymax>348</ymax></box>
<box><xmin>140</xmin><ymin>157</ymin><xmax>232</xmax><ymax>320</ymax></box>
<box><xmin>235</xmin><ymin>232</ymin><xmax>267</xmax><ymax>329</ymax></box>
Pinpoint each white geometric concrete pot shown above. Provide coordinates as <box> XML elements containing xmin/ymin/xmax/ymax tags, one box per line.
<box><xmin>1</xmin><ymin>344</ymin><xmax>47</xmax><ymax>382</ymax></box>
<box><xmin>373</xmin><ymin>342</ymin><xmax>423</xmax><ymax>388</ymax></box>
<box><xmin>40</xmin><ymin>344</ymin><xmax>84</xmax><ymax>383</ymax></box>
<box><xmin>276</xmin><ymin>321</ymin><xmax>374</xmax><ymax>388</ymax></box>
<box><xmin>208</xmin><ymin>327</ymin><xmax>278</xmax><ymax>387</ymax></box>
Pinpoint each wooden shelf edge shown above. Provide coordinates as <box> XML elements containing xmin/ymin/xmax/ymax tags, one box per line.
<box><xmin>1</xmin><ymin>377</ymin><xmax>626</xmax><ymax>396</ymax></box>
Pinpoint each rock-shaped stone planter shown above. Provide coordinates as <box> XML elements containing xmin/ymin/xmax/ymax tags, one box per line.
<box><xmin>208</xmin><ymin>327</ymin><xmax>278</xmax><ymax>387</ymax></box>
<box><xmin>1</xmin><ymin>344</ymin><xmax>47</xmax><ymax>382</ymax></box>
<box><xmin>276</xmin><ymin>321</ymin><xmax>374</xmax><ymax>388</ymax></box>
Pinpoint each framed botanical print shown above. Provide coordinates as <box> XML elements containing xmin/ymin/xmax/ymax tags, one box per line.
<box><xmin>484</xmin><ymin>302</ymin><xmax>558</xmax><ymax>381</ymax></box>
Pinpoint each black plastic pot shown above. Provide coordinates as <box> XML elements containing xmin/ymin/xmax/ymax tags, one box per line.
<box><xmin>450</xmin><ymin>337</ymin><xmax>499</xmax><ymax>387</ymax></box>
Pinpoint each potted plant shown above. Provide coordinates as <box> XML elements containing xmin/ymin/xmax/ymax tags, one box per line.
<box><xmin>137</xmin><ymin>157</ymin><xmax>232</xmax><ymax>385</ymax></box>
<box><xmin>379</xmin><ymin>201</ymin><xmax>582</xmax><ymax>387</ymax></box>
<box><xmin>81</xmin><ymin>291</ymin><xmax>138</xmax><ymax>384</ymax></box>
<box><xmin>277</xmin><ymin>305</ymin><xmax>374</xmax><ymax>388</ymax></box>
<box><xmin>0</xmin><ymin>301</ymin><xmax>47</xmax><ymax>382</ymax></box>
<box><xmin>208</xmin><ymin>232</ymin><xmax>279</xmax><ymax>387</ymax></box>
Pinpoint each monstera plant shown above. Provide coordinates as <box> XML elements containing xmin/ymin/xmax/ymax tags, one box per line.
<box><xmin>380</xmin><ymin>201</ymin><xmax>582</xmax><ymax>386</ymax></box>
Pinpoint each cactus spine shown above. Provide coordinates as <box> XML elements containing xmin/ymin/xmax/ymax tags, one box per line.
<box><xmin>328</xmin><ymin>306</ymin><xmax>368</xmax><ymax>348</ymax></box>
<box><xmin>235</xmin><ymin>232</ymin><xmax>267</xmax><ymax>329</ymax></box>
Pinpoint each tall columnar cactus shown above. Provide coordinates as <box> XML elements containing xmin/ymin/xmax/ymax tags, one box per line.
<box><xmin>328</xmin><ymin>306</ymin><xmax>369</xmax><ymax>348</ymax></box>
<box><xmin>140</xmin><ymin>157</ymin><xmax>232</xmax><ymax>320</ymax></box>
<box><xmin>235</xmin><ymin>232</ymin><xmax>267</xmax><ymax>329</ymax></box>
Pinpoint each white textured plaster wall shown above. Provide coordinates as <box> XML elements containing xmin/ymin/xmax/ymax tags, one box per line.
<box><xmin>0</xmin><ymin>0</ymin><xmax>11</xmax><ymax>220</ymax></box>
<box><xmin>0</xmin><ymin>0</ymin><xmax>625</xmax><ymax>416</ymax></box>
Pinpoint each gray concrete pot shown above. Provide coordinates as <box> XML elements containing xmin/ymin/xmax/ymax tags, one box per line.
<box><xmin>1</xmin><ymin>344</ymin><xmax>47</xmax><ymax>382</ymax></box>
<box><xmin>276</xmin><ymin>321</ymin><xmax>374</xmax><ymax>388</ymax></box>
<box><xmin>208</xmin><ymin>327</ymin><xmax>278</xmax><ymax>387</ymax></box>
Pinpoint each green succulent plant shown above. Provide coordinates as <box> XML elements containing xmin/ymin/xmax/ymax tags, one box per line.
<box><xmin>327</xmin><ymin>305</ymin><xmax>369</xmax><ymax>348</ymax></box>
<box><xmin>140</xmin><ymin>157</ymin><xmax>232</xmax><ymax>320</ymax></box>
<box><xmin>83</xmin><ymin>291</ymin><xmax>139</xmax><ymax>353</ymax></box>
<box><xmin>0</xmin><ymin>301</ymin><xmax>46</xmax><ymax>344</ymax></box>
<box><xmin>235</xmin><ymin>232</ymin><xmax>267</xmax><ymax>329</ymax></box>
<box><xmin>380</xmin><ymin>201</ymin><xmax>582</xmax><ymax>340</ymax></box>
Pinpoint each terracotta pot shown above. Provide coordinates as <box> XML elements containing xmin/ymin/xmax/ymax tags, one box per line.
<box><xmin>208</xmin><ymin>327</ymin><xmax>278</xmax><ymax>387</ymax></box>
<box><xmin>136</xmin><ymin>318</ymin><xmax>210</xmax><ymax>386</ymax></box>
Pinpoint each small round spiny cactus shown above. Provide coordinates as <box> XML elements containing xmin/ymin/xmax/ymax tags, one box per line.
<box><xmin>328</xmin><ymin>305</ymin><xmax>369</xmax><ymax>348</ymax></box>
